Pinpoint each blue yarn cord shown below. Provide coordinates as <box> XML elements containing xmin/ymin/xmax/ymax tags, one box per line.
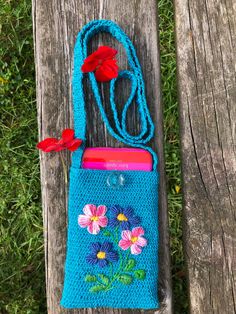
<box><xmin>72</xmin><ymin>20</ymin><xmax>158</xmax><ymax>170</ymax></box>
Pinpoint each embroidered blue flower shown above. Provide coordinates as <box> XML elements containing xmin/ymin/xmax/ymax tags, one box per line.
<box><xmin>109</xmin><ymin>205</ymin><xmax>141</xmax><ymax>230</ymax></box>
<box><xmin>86</xmin><ymin>242</ymin><xmax>118</xmax><ymax>268</ymax></box>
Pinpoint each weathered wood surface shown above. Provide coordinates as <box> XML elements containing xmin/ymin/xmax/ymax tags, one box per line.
<box><xmin>33</xmin><ymin>0</ymin><xmax>172</xmax><ymax>313</ymax></box>
<box><xmin>175</xmin><ymin>0</ymin><xmax>236</xmax><ymax>313</ymax></box>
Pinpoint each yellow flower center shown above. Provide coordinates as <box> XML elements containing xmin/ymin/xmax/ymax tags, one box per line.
<box><xmin>131</xmin><ymin>236</ymin><xmax>138</xmax><ymax>243</ymax></box>
<box><xmin>91</xmin><ymin>216</ymin><xmax>99</xmax><ymax>221</ymax></box>
<box><xmin>117</xmin><ymin>213</ymin><xmax>128</xmax><ymax>221</ymax></box>
<box><xmin>97</xmin><ymin>251</ymin><xmax>106</xmax><ymax>259</ymax></box>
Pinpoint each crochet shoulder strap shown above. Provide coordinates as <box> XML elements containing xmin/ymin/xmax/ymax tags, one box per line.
<box><xmin>72</xmin><ymin>20</ymin><xmax>158</xmax><ymax>170</ymax></box>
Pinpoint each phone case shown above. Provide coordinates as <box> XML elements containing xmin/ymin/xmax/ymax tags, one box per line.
<box><xmin>60</xmin><ymin>20</ymin><xmax>159</xmax><ymax>310</ymax></box>
<box><xmin>82</xmin><ymin>148</ymin><xmax>153</xmax><ymax>171</ymax></box>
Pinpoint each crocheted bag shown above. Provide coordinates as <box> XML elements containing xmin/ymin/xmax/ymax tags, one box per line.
<box><xmin>61</xmin><ymin>20</ymin><xmax>159</xmax><ymax>310</ymax></box>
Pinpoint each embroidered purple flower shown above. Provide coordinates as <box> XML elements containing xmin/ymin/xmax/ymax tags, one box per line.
<box><xmin>86</xmin><ymin>242</ymin><xmax>118</xmax><ymax>268</ymax></box>
<box><xmin>109</xmin><ymin>205</ymin><xmax>141</xmax><ymax>230</ymax></box>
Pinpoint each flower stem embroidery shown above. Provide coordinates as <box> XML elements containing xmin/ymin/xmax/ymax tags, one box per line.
<box><xmin>80</xmin><ymin>205</ymin><xmax>147</xmax><ymax>293</ymax></box>
<box><xmin>85</xmin><ymin>249</ymin><xmax>145</xmax><ymax>292</ymax></box>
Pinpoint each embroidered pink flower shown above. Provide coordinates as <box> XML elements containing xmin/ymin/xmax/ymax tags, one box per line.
<box><xmin>118</xmin><ymin>227</ymin><xmax>147</xmax><ymax>255</ymax></box>
<box><xmin>78</xmin><ymin>204</ymin><xmax>108</xmax><ymax>235</ymax></box>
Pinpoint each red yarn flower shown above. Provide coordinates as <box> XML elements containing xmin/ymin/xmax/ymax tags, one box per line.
<box><xmin>37</xmin><ymin>129</ymin><xmax>82</xmax><ymax>153</ymax></box>
<box><xmin>81</xmin><ymin>46</ymin><xmax>118</xmax><ymax>82</ymax></box>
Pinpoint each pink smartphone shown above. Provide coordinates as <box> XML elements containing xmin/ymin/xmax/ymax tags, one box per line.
<box><xmin>81</xmin><ymin>147</ymin><xmax>152</xmax><ymax>171</ymax></box>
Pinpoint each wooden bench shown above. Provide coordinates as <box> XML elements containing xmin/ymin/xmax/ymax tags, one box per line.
<box><xmin>33</xmin><ymin>1</ymin><xmax>172</xmax><ymax>313</ymax></box>
<box><xmin>33</xmin><ymin>0</ymin><xmax>236</xmax><ymax>313</ymax></box>
<box><xmin>175</xmin><ymin>1</ymin><xmax>236</xmax><ymax>313</ymax></box>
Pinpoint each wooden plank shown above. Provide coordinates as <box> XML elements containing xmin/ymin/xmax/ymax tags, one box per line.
<box><xmin>32</xmin><ymin>0</ymin><xmax>172</xmax><ymax>313</ymax></box>
<box><xmin>175</xmin><ymin>0</ymin><xmax>236</xmax><ymax>313</ymax></box>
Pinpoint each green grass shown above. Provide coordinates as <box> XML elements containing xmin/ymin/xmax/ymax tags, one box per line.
<box><xmin>0</xmin><ymin>0</ymin><xmax>187</xmax><ymax>313</ymax></box>
<box><xmin>0</xmin><ymin>0</ymin><xmax>46</xmax><ymax>313</ymax></box>
<box><xmin>159</xmin><ymin>1</ymin><xmax>188</xmax><ymax>312</ymax></box>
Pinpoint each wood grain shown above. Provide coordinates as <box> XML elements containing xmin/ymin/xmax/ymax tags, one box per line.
<box><xmin>175</xmin><ymin>0</ymin><xmax>236</xmax><ymax>313</ymax></box>
<box><xmin>32</xmin><ymin>0</ymin><xmax>172</xmax><ymax>313</ymax></box>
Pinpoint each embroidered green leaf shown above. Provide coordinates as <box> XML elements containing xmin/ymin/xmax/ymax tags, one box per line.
<box><xmin>98</xmin><ymin>274</ymin><xmax>109</xmax><ymax>285</ymax></box>
<box><xmin>89</xmin><ymin>285</ymin><xmax>106</xmax><ymax>293</ymax></box>
<box><xmin>85</xmin><ymin>274</ymin><xmax>97</xmax><ymax>282</ymax></box>
<box><xmin>134</xmin><ymin>269</ymin><xmax>146</xmax><ymax>280</ymax></box>
<box><xmin>103</xmin><ymin>230</ymin><xmax>111</xmax><ymax>237</ymax></box>
<box><xmin>117</xmin><ymin>274</ymin><xmax>133</xmax><ymax>285</ymax></box>
<box><xmin>124</xmin><ymin>258</ymin><xmax>136</xmax><ymax>271</ymax></box>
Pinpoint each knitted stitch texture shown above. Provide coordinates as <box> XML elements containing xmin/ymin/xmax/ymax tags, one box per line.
<box><xmin>61</xmin><ymin>20</ymin><xmax>159</xmax><ymax>310</ymax></box>
<box><xmin>61</xmin><ymin>169</ymin><xmax>159</xmax><ymax>309</ymax></box>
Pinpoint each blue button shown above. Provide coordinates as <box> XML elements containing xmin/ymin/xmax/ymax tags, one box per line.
<box><xmin>107</xmin><ymin>172</ymin><xmax>125</xmax><ymax>188</ymax></box>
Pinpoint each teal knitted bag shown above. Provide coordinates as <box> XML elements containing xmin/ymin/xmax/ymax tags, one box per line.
<box><xmin>60</xmin><ymin>20</ymin><xmax>159</xmax><ymax>310</ymax></box>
